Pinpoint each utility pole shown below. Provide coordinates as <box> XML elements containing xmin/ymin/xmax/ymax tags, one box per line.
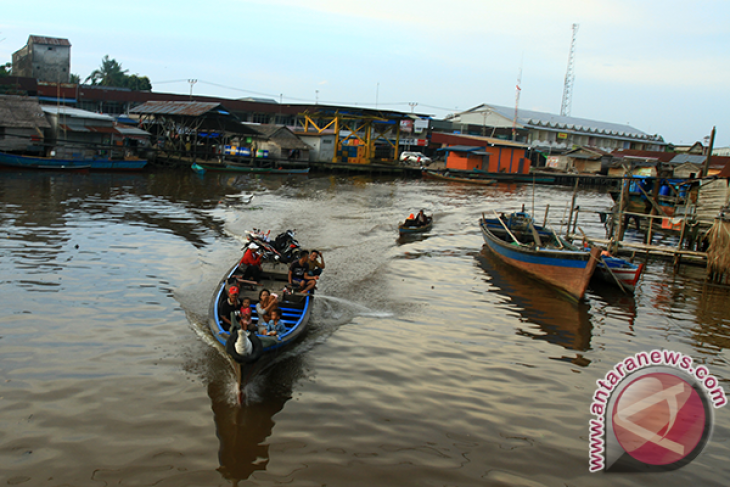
<box><xmin>513</xmin><ymin>67</ymin><xmax>522</xmax><ymax>141</ymax></box>
<box><xmin>188</xmin><ymin>79</ymin><xmax>197</xmax><ymax>101</ymax></box>
<box><xmin>560</xmin><ymin>23</ymin><xmax>579</xmax><ymax>117</ymax></box>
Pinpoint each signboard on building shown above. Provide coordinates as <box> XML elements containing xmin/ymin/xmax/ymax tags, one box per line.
<box><xmin>400</xmin><ymin>120</ymin><xmax>413</xmax><ymax>133</ymax></box>
<box><xmin>400</xmin><ymin>139</ymin><xmax>428</xmax><ymax>146</ymax></box>
<box><xmin>558</xmin><ymin>132</ymin><xmax>568</xmax><ymax>139</ymax></box>
<box><xmin>413</xmin><ymin>118</ymin><xmax>429</xmax><ymax>134</ymax></box>
<box><xmin>547</xmin><ymin>156</ymin><xmax>561</xmax><ymax>169</ymax></box>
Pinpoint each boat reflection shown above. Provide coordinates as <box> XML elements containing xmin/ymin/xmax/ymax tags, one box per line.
<box><xmin>208</xmin><ymin>354</ymin><xmax>305</xmax><ymax>484</ymax></box>
<box><xmin>476</xmin><ymin>246</ymin><xmax>594</xmax><ymax>364</ymax></box>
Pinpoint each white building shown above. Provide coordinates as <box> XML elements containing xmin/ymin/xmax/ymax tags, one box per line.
<box><xmin>444</xmin><ymin>104</ymin><xmax>666</xmax><ymax>154</ymax></box>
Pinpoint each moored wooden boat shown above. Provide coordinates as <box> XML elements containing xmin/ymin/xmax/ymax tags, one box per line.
<box><xmin>593</xmin><ymin>255</ymin><xmax>644</xmax><ymax>293</ymax></box>
<box><xmin>423</xmin><ymin>170</ymin><xmax>496</xmax><ymax>185</ymax></box>
<box><xmin>208</xmin><ymin>259</ymin><xmax>312</xmax><ymax>402</ymax></box>
<box><xmin>479</xmin><ymin>211</ymin><xmax>600</xmax><ymax>301</ymax></box>
<box><xmin>0</xmin><ymin>150</ymin><xmax>146</xmax><ymax>170</ymax></box>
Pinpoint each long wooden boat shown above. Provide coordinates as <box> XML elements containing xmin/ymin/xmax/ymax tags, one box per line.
<box><xmin>208</xmin><ymin>259</ymin><xmax>312</xmax><ymax>402</ymax></box>
<box><xmin>593</xmin><ymin>255</ymin><xmax>644</xmax><ymax>293</ymax></box>
<box><xmin>0</xmin><ymin>150</ymin><xmax>147</xmax><ymax>170</ymax></box>
<box><xmin>423</xmin><ymin>170</ymin><xmax>496</xmax><ymax>185</ymax></box>
<box><xmin>398</xmin><ymin>216</ymin><xmax>433</xmax><ymax>234</ymax></box>
<box><xmin>479</xmin><ymin>211</ymin><xmax>600</xmax><ymax>301</ymax></box>
<box><xmin>196</xmin><ymin>162</ymin><xmax>309</xmax><ymax>174</ymax></box>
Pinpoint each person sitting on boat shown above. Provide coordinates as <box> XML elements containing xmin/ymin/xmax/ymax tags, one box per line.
<box><xmin>219</xmin><ymin>285</ymin><xmax>241</xmax><ymax>331</ymax></box>
<box><xmin>289</xmin><ymin>250</ymin><xmax>317</xmax><ymax>294</ymax></box>
<box><xmin>404</xmin><ymin>213</ymin><xmax>418</xmax><ymax>227</ymax></box>
<box><xmin>306</xmin><ymin>249</ymin><xmax>325</xmax><ymax>279</ymax></box>
<box><xmin>415</xmin><ymin>210</ymin><xmax>430</xmax><ymax>226</ymax></box>
<box><xmin>239</xmin><ymin>297</ymin><xmax>256</xmax><ymax>332</ymax></box>
<box><xmin>265</xmin><ymin>308</ymin><xmax>287</xmax><ymax>338</ymax></box>
<box><xmin>239</xmin><ymin>243</ymin><xmax>263</xmax><ymax>283</ymax></box>
<box><xmin>255</xmin><ymin>289</ymin><xmax>278</xmax><ymax>328</ymax></box>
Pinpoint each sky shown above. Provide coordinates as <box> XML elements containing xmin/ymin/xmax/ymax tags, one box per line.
<box><xmin>1</xmin><ymin>0</ymin><xmax>729</xmax><ymax>147</ymax></box>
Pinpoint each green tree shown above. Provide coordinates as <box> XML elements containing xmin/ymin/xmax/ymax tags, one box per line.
<box><xmin>69</xmin><ymin>73</ymin><xmax>80</xmax><ymax>84</ymax></box>
<box><xmin>84</xmin><ymin>55</ymin><xmax>152</xmax><ymax>91</ymax></box>
<box><xmin>85</xmin><ymin>55</ymin><xmax>128</xmax><ymax>87</ymax></box>
<box><xmin>0</xmin><ymin>62</ymin><xmax>10</xmax><ymax>78</ymax></box>
<box><xmin>125</xmin><ymin>74</ymin><xmax>152</xmax><ymax>91</ymax></box>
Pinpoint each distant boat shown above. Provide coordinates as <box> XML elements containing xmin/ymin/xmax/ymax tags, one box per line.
<box><xmin>195</xmin><ymin>162</ymin><xmax>309</xmax><ymax>174</ymax></box>
<box><xmin>479</xmin><ymin>211</ymin><xmax>600</xmax><ymax>301</ymax></box>
<box><xmin>423</xmin><ymin>170</ymin><xmax>496</xmax><ymax>185</ymax></box>
<box><xmin>398</xmin><ymin>215</ymin><xmax>433</xmax><ymax>234</ymax></box>
<box><xmin>0</xmin><ymin>150</ymin><xmax>147</xmax><ymax>170</ymax></box>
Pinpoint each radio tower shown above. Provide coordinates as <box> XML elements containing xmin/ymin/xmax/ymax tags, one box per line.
<box><xmin>560</xmin><ymin>23</ymin><xmax>579</xmax><ymax>117</ymax></box>
<box><xmin>512</xmin><ymin>67</ymin><xmax>522</xmax><ymax>141</ymax></box>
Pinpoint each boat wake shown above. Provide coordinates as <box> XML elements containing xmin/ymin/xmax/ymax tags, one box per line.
<box><xmin>314</xmin><ymin>294</ymin><xmax>394</xmax><ymax>321</ymax></box>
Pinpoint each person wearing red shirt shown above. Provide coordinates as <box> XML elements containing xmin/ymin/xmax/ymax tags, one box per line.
<box><xmin>239</xmin><ymin>243</ymin><xmax>263</xmax><ymax>283</ymax></box>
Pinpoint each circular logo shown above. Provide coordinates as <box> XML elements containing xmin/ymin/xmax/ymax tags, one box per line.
<box><xmin>612</xmin><ymin>372</ymin><xmax>708</xmax><ymax>466</ymax></box>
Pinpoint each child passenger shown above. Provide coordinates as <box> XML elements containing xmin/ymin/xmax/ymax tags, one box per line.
<box><xmin>239</xmin><ymin>297</ymin><xmax>254</xmax><ymax>331</ymax></box>
<box><xmin>265</xmin><ymin>308</ymin><xmax>287</xmax><ymax>338</ymax></box>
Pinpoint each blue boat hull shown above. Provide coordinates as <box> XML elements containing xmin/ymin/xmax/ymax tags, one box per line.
<box><xmin>0</xmin><ymin>151</ymin><xmax>147</xmax><ymax>170</ymax></box>
<box><xmin>208</xmin><ymin>261</ymin><xmax>312</xmax><ymax>400</ymax></box>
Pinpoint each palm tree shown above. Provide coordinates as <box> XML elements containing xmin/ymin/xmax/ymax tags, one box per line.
<box><xmin>85</xmin><ymin>55</ymin><xmax>128</xmax><ymax>87</ymax></box>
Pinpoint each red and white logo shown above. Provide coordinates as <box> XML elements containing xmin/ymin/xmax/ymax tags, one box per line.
<box><xmin>612</xmin><ymin>372</ymin><xmax>706</xmax><ymax>466</ymax></box>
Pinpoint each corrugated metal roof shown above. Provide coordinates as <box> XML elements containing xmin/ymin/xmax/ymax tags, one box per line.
<box><xmin>130</xmin><ymin>101</ymin><xmax>223</xmax><ymax>117</ymax></box>
<box><xmin>41</xmin><ymin>105</ymin><xmax>114</xmax><ymax>122</ymax></box>
<box><xmin>458</xmin><ymin>104</ymin><xmax>662</xmax><ymax>142</ymax></box>
<box><xmin>670</xmin><ymin>154</ymin><xmax>706</xmax><ymax>165</ymax></box>
<box><xmin>29</xmin><ymin>36</ymin><xmax>71</xmax><ymax>46</ymax></box>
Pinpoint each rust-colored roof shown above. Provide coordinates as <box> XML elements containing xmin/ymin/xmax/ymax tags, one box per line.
<box><xmin>29</xmin><ymin>36</ymin><xmax>71</xmax><ymax>46</ymax></box>
<box><xmin>612</xmin><ymin>149</ymin><xmax>675</xmax><ymax>163</ymax></box>
<box><xmin>130</xmin><ymin>100</ymin><xmax>223</xmax><ymax>117</ymax></box>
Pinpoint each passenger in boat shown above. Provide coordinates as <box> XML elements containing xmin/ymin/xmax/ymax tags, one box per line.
<box><xmin>265</xmin><ymin>308</ymin><xmax>287</xmax><ymax>337</ymax></box>
<box><xmin>239</xmin><ymin>243</ymin><xmax>263</xmax><ymax>283</ymax></box>
<box><xmin>307</xmin><ymin>249</ymin><xmax>325</xmax><ymax>279</ymax></box>
<box><xmin>416</xmin><ymin>210</ymin><xmax>429</xmax><ymax>226</ymax></box>
<box><xmin>404</xmin><ymin>213</ymin><xmax>417</xmax><ymax>227</ymax></box>
<box><xmin>239</xmin><ymin>297</ymin><xmax>255</xmax><ymax>331</ymax></box>
<box><xmin>256</xmin><ymin>289</ymin><xmax>278</xmax><ymax>326</ymax></box>
<box><xmin>219</xmin><ymin>285</ymin><xmax>241</xmax><ymax>331</ymax></box>
<box><xmin>289</xmin><ymin>250</ymin><xmax>317</xmax><ymax>294</ymax></box>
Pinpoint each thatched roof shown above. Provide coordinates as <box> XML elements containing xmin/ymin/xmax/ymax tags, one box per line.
<box><xmin>0</xmin><ymin>95</ymin><xmax>51</xmax><ymax>129</ymax></box>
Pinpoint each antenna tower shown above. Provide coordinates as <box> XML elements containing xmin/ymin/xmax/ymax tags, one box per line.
<box><xmin>512</xmin><ymin>67</ymin><xmax>522</xmax><ymax>141</ymax></box>
<box><xmin>560</xmin><ymin>23</ymin><xmax>579</xmax><ymax>117</ymax></box>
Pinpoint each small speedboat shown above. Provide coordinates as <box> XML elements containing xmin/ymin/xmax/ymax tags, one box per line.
<box><xmin>398</xmin><ymin>215</ymin><xmax>433</xmax><ymax>234</ymax></box>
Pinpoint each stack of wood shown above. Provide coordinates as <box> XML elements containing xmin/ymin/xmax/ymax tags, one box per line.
<box><xmin>706</xmin><ymin>206</ymin><xmax>730</xmax><ymax>283</ymax></box>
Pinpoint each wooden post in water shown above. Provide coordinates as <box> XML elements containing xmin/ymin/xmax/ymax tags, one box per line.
<box><xmin>543</xmin><ymin>205</ymin><xmax>550</xmax><ymax>227</ymax></box>
<box><xmin>566</xmin><ymin>177</ymin><xmax>579</xmax><ymax>238</ymax></box>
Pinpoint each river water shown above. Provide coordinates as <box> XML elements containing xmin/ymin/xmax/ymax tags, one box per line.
<box><xmin>0</xmin><ymin>169</ymin><xmax>728</xmax><ymax>486</ymax></box>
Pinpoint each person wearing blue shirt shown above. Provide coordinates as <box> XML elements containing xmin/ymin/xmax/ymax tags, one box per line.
<box><xmin>265</xmin><ymin>308</ymin><xmax>287</xmax><ymax>337</ymax></box>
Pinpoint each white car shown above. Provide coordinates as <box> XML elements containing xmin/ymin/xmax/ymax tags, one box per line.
<box><xmin>399</xmin><ymin>151</ymin><xmax>432</xmax><ymax>166</ymax></box>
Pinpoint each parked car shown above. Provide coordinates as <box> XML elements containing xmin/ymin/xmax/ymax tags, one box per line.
<box><xmin>399</xmin><ymin>151</ymin><xmax>432</xmax><ymax>166</ymax></box>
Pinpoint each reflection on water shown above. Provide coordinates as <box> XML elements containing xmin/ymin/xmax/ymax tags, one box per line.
<box><xmin>475</xmin><ymin>246</ymin><xmax>593</xmax><ymax>358</ymax></box>
<box><xmin>210</xmin><ymin>356</ymin><xmax>303</xmax><ymax>484</ymax></box>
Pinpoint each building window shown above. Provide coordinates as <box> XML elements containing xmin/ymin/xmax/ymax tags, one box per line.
<box><xmin>253</xmin><ymin>113</ymin><xmax>270</xmax><ymax>124</ymax></box>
